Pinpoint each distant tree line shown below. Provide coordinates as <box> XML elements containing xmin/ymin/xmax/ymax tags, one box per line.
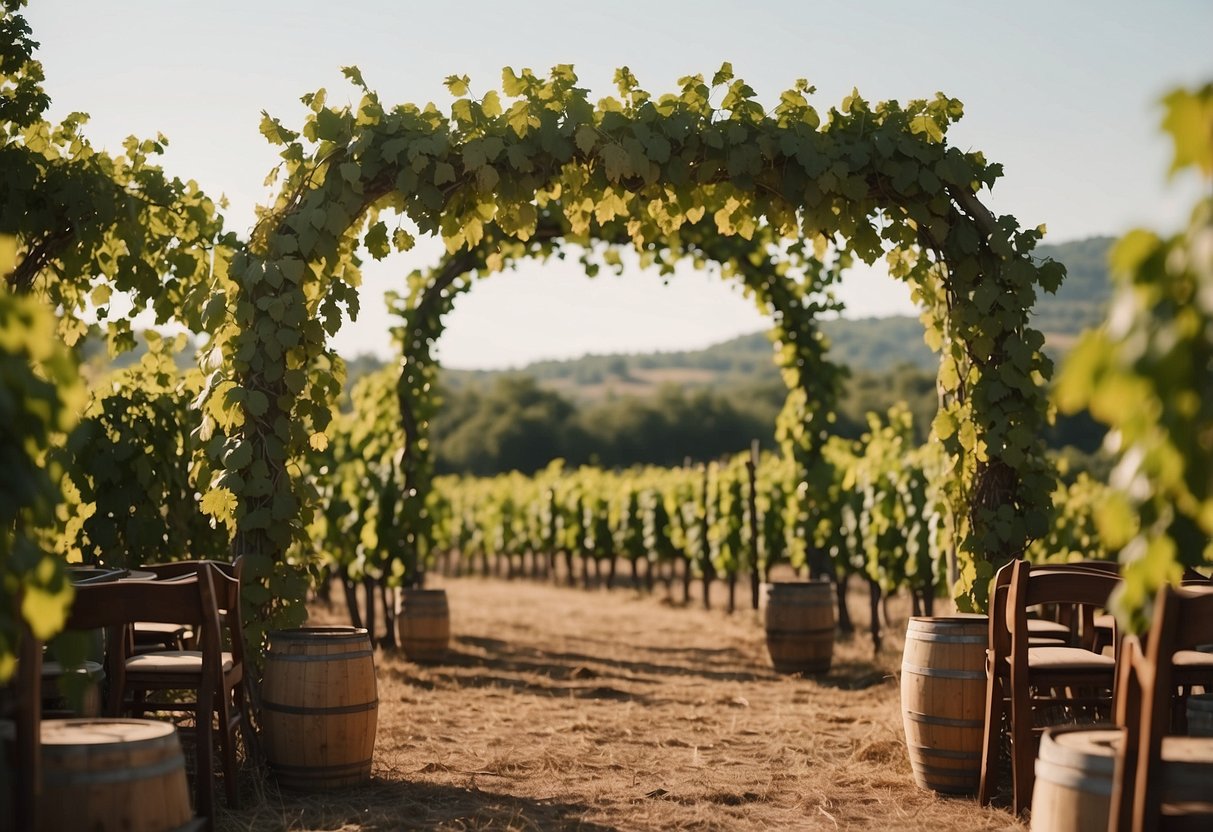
<box><xmin>429</xmin><ymin>376</ymin><xmax>777</xmax><ymax>475</ymax></box>
<box><xmin>420</xmin><ymin>364</ymin><xmax>1107</xmax><ymax>476</ymax></box>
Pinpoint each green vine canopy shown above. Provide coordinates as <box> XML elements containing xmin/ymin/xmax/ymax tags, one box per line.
<box><xmin>202</xmin><ymin>63</ymin><xmax>1063</xmax><ymax>621</ymax></box>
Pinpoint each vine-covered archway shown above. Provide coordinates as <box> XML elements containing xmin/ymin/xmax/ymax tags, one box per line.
<box><xmin>388</xmin><ymin>215</ymin><xmax>847</xmax><ymax>590</ymax></box>
<box><xmin>201</xmin><ymin>64</ymin><xmax>1062</xmax><ymax>626</ymax></box>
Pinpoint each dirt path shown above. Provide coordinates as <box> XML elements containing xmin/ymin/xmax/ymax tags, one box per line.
<box><xmin>225</xmin><ymin>577</ymin><xmax>1023</xmax><ymax>831</ymax></box>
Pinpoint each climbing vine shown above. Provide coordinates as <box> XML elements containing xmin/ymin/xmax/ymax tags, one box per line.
<box><xmin>1</xmin><ymin>0</ymin><xmax>228</xmax><ymax>346</ymax></box>
<box><xmin>57</xmin><ymin>333</ymin><xmax>230</xmax><ymax>568</ymax></box>
<box><xmin>0</xmin><ymin>291</ymin><xmax>82</xmax><ymax>681</ymax></box>
<box><xmin>1</xmin><ymin>1</ymin><xmax>230</xmax><ymax>673</ymax></box>
<box><xmin>212</xmin><ymin>62</ymin><xmax>1060</xmax><ymax>615</ymax></box>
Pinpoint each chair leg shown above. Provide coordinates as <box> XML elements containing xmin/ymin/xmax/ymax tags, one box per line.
<box><xmin>978</xmin><ymin>669</ymin><xmax>1004</xmax><ymax>806</ymax></box>
<box><xmin>15</xmin><ymin>628</ymin><xmax>42</xmax><ymax>832</ymax></box>
<box><xmin>1009</xmin><ymin>679</ymin><xmax>1036</xmax><ymax>814</ymax></box>
<box><xmin>237</xmin><ymin>676</ymin><xmax>259</xmax><ymax>766</ymax></box>
<box><xmin>195</xmin><ymin>687</ymin><xmax>216</xmax><ymax>831</ymax></box>
<box><xmin>218</xmin><ymin>692</ymin><xmax>240</xmax><ymax>809</ymax></box>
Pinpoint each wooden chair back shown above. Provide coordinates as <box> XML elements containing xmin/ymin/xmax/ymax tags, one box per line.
<box><xmin>139</xmin><ymin>559</ymin><xmax>237</xmax><ymax>583</ymax></box>
<box><xmin>139</xmin><ymin>559</ymin><xmax>243</xmax><ymax>652</ymax></box>
<box><xmin>1002</xmin><ymin>561</ymin><xmax>1122</xmax><ymax>811</ymax></box>
<box><xmin>1111</xmin><ymin>584</ymin><xmax>1213</xmax><ymax>831</ymax></box>
<box><xmin>70</xmin><ymin>574</ymin><xmax>223</xmax><ymax>823</ymax></box>
<box><xmin>1007</xmin><ymin>561</ymin><xmax>1122</xmax><ymax>657</ymax></box>
<box><xmin>989</xmin><ymin>560</ymin><xmax>1119</xmax><ymax>655</ymax></box>
<box><xmin>67</xmin><ymin>573</ymin><xmax>217</xmax><ymax>629</ymax></box>
<box><xmin>193</xmin><ymin>560</ymin><xmax>246</xmax><ymax>673</ymax></box>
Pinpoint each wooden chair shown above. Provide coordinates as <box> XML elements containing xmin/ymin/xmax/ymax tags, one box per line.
<box><xmin>979</xmin><ymin>559</ymin><xmax>1121</xmax><ymax>812</ymax></box>
<box><xmin>125</xmin><ymin>560</ymin><xmax>248</xmax><ymax>809</ymax></box>
<box><xmin>5</xmin><ymin>619</ymin><xmax>43</xmax><ymax>832</ymax></box>
<box><xmin>1111</xmin><ymin>584</ymin><xmax>1213</xmax><ymax>831</ymax></box>
<box><xmin>64</xmin><ymin>573</ymin><xmax>223</xmax><ymax>829</ymax></box>
<box><xmin>1037</xmin><ymin>560</ymin><xmax>1121</xmax><ymax>652</ymax></box>
<box><xmin>132</xmin><ymin>560</ymin><xmax>227</xmax><ymax>650</ymax></box>
<box><xmin>1091</xmin><ymin>569</ymin><xmax>1212</xmax><ymax>658</ymax></box>
<box><xmin>979</xmin><ymin>560</ymin><xmax>1114</xmax><ymax>805</ymax></box>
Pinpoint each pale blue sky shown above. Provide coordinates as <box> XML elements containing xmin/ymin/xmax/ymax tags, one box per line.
<box><xmin>24</xmin><ymin>1</ymin><xmax>1213</xmax><ymax>367</ymax></box>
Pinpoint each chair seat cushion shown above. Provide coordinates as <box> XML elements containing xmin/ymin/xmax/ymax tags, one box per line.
<box><xmin>126</xmin><ymin>650</ymin><xmax>233</xmax><ymax>674</ymax></box>
<box><xmin>1174</xmin><ymin>650</ymin><xmax>1213</xmax><ymax>668</ymax></box>
<box><xmin>1027</xmin><ymin>645</ymin><xmax>1115</xmax><ymax>671</ymax></box>
<box><xmin>1027</xmin><ymin>618</ymin><xmax>1072</xmax><ymax>638</ymax></box>
<box><xmin>134</xmin><ymin>622</ymin><xmax>191</xmax><ymax>638</ymax></box>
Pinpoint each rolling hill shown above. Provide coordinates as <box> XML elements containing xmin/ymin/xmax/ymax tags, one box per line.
<box><xmin>441</xmin><ymin>236</ymin><xmax>1115</xmax><ymax>400</ymax></box>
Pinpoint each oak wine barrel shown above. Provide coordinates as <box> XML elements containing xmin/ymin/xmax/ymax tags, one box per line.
<box><xmin>397</xmin><ymin>589</ymin><xmax>451</xmax><ymax>663</ymax></box>
<box><xmin>900</xmin><ymin>614</ymin><xmax>986</xmax><ymax>794</ymax></box>
<box><xmin>36</xmin><ymin>718</ymin><xmax>191</xmax><ymax>832</ymax></box>
<box><xmin>1030</xmin><ymin>727</ymin><xmax>1118</xmax><ymax>832</ymax></box>
<box><xmin>1030</xmin><ymin>726</ymin><xmax>1213</xmax><ymax>830</ymax></box>
<box><xmin>261</xmin><ymin>626</ymin><xmax>378</xmax><ymax>789</ymax></box>
<box><xmin>763</xmin><ymin>581</ymin><xmax>834</xmax><ymax>674</ymax></box>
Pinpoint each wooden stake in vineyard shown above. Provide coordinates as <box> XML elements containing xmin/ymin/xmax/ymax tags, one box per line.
<box><xmin>747</xmin><ymin>440</ymin><xmax>761</xmax><ymax>612</ymax></box>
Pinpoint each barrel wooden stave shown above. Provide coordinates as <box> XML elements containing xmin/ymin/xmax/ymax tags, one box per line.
<box><xmin>36</xmin><ymin>718</ymin><xmax>192</xmax><ymax>832</ymax></box>
<box><xmin>1030</xmin><ymin>726</ymin><xmax>1213</xmax><ymax>831</ymax></box>
<box><xmin>1031</xmin><ymin>727</ymin><xmax>1118</xmax><ymax>832</ymax></box>
<box><xmin>763</xmin><ymin>582</ymin><xmax>834</xmax><ymax>674</ymax></box>
<box><xmin>900</xmin><ymin>615</ymin><xmax>987</xmax><ymax>794</ymax></box>
<box><xmin>262</xmin><ymin>626</ymin><xmax>378</xmax><ymax>790</ymax></box>
<box><xmin>397</xmin><ymin>589</ymin><xmax>451</xmax><ymax>663</ymax></box>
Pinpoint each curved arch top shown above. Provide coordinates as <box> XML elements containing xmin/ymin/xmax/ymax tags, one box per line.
<box><xmin>208</xmin><ymin>65</ymin><xmax>1061</xmax><ymax>613</ymax></box>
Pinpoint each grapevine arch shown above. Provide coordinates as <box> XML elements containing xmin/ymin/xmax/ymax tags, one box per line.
<box><xmin>206</xmin><ymin>64</ymin><xmax>1062</xmax><ymax>622</ymax></box>
<box><xmin>387</xmin><ymin>215</ymin><xmax>847</xmax><ymax>590</ymax></box>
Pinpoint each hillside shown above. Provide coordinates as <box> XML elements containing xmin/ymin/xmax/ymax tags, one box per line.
<box><xmin>441</xmin><ymin>236</ymin><xmax>1115</xmax><ymax>400</ymax></box>
<box><xmin>78</xmin><ymin>237</ymin><xmax>1112</xmax><ymax>401</ymax></box>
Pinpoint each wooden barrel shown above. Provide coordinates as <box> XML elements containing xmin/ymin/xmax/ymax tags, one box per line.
<box><xmin>763</xmin><ymin>581</ymin><xmax>834</xmax><ymax>674</ymax></box>
<box><xmin>1031</xmin><ymin>727</ymin><xmax>1118</xmax><ymax>832</ymax></box>
<box><xmin>397</xmin><ymin>589</ymin><xmax>451</xmax><ymax>663</ymax></box>
<box><xmin>1188</xmin><ymin>693</ymin><xmax>1213</xmax><ymax>737</ymax></box>
<box><xmin>1030</xmin><ymin>727</ymin><xmax>1213</xmax><ymax>830</ymax></box>
<box><xmin>262</xmin><ymin>626</ymin><xmax>378</xmax><ymax>789</ymax></box>
<box><xmin>37</xmin><ymin>718</ymin><xmax>192</xmax><ymax>832</ymax></box>
<box><xmin>900</xmin><ymin>614</ymin><xmax>987</xmax><ymax>794</ymax></box>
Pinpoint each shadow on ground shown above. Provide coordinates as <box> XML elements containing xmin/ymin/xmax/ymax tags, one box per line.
<box><xmin>444</xmin><ymin>634</ymin><xmax>771</xmax><ymax>684</ymax></box>
<box><xmin>220</xmin><ymin>775</ymin><xmax>618</xmax><ymax>832</ymax></box>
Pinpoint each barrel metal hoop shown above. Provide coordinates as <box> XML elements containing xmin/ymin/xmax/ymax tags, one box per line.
<box><xmin>267</xmin><ymin>649</ymin><xmax>374</xmax><ymax>663</ymax></box>
<box><xmin>912</xmin><ymin>764</ymin><xmax>981</xmax><ymax>780</ymax></box>
<box><xmin>903</xmin><ymin>709</ymin><xmax>983</xmax><ymax>729</ymax></box>
<box><xmin>42</xmin><ymin>751</ymin><xmax>185</xmax><ymax>787</ymax></box>
<box><xmin>907</xmin><ymin>743</ymin><xmax>981</xmax><ymax>761</ymax></box>
<box><xmin>1035</xmin><ymin>759</ymin><xmax>1114</xmax><ymax>796</ymax></box>
<box><xmin>905</xmin><ymin>630</ymin><xmax>987</xmax><ymax>644</ymax></box>
<box><xmin>766</xmin><ymin>628</ymin><xmax>834</xmax><ymax>636</ymax></box>
<box><xmin>262</xmin><ymin>699</ymin><xmax>379</xmax><ymax>716</ymax></box>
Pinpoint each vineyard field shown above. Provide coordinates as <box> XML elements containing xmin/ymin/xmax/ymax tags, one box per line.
<box><xmin>220</xmin><ymin>576</ymin><xmax>1025</xmax><ymax>831</ymax></box>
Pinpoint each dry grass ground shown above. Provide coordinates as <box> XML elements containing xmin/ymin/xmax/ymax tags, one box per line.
<box><xmin>220</xmin><ymin>576</ymin><xmax>1025</xmax><ymax>831</ymax></box>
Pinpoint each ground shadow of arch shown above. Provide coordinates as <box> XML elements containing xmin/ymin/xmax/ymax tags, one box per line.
<box><xmin>237</xmin><ymin>776</ymin><xmax>619</xmax><ymax>831</ymax></box>
<box><xmin>386</xmin><ymin>666</ymin><xmax>662</xmax><ymax>705</ymax></box>
<box><xmin>449</xmin><ymin>633</ymin><xmax>771</xmax><ymax>684</ymax></box>
<box><xmin>386</xmin><ymin>633</ymin><xmax>889</xmax><ymax>696</ymax></box>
